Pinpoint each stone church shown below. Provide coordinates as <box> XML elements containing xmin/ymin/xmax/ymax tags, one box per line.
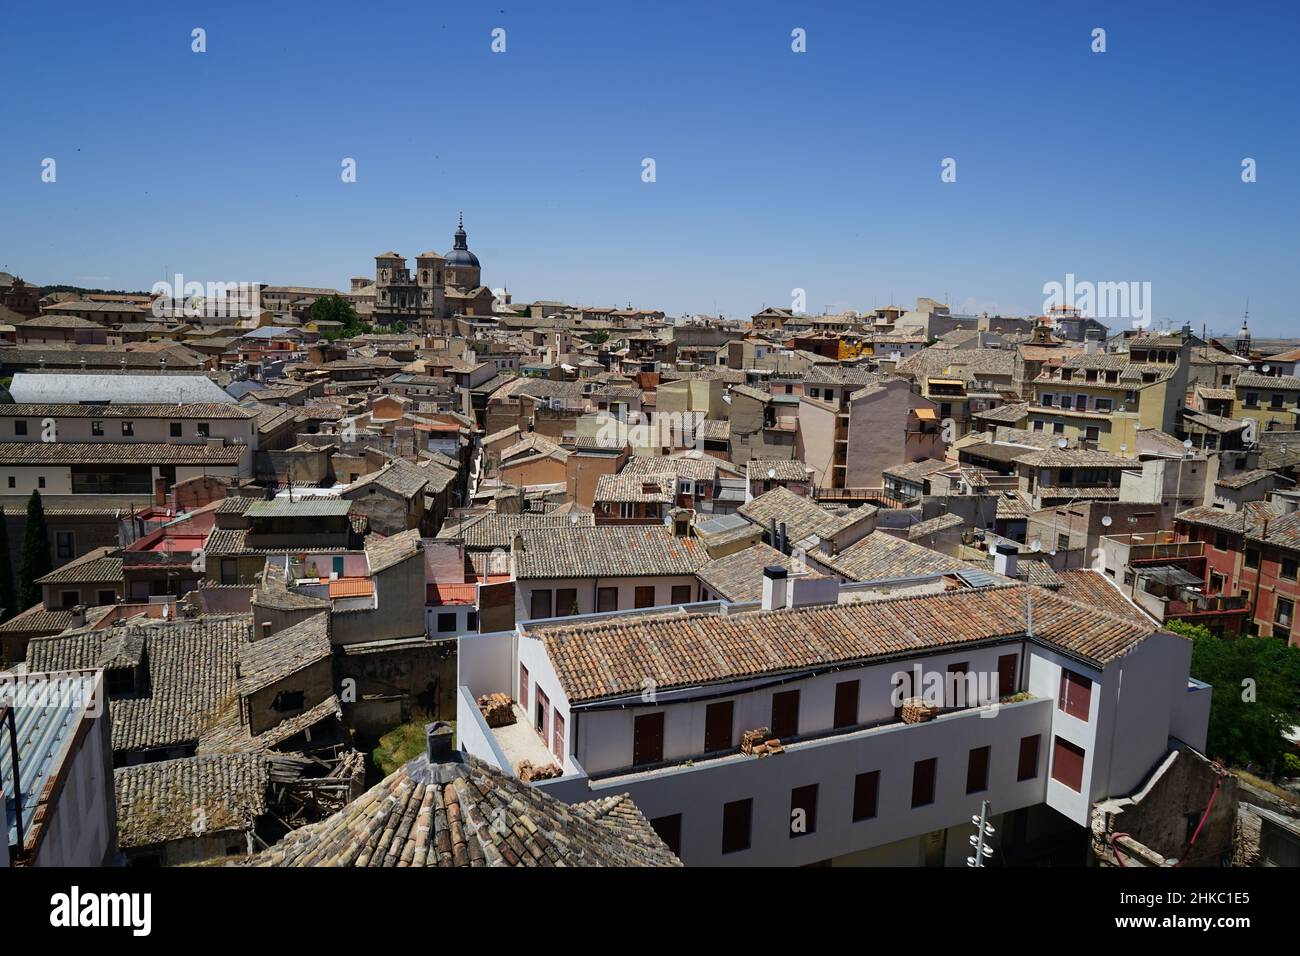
<box><xmin>373</xmin><ymin>216</ymin><xmax>495</xmax><ymax>331</ymax></box>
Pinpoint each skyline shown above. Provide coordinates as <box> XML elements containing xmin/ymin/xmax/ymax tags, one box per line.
<box><xmin>3</xmin><ymin>1</ymin><xmax>1298</xmax><ymax>335</ymax></box>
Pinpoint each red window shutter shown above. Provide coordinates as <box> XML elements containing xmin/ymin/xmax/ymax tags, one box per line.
<box><xmin>519</xmin><ymin>664</ymin><xmax>529</xmax><ymax>713</ymax></box>
<box><xmin>1052</xmin><ymin>736</ymin><xmax>1086</xmax><ymax>792</ymax></box>
<box><xmin>535</xmin><ymin>688</ymin><xmax>550</xmax><ymax>741</ymax></box>
<box><xmin>997</xmin><ymin>653</ymin><xmax>1018</xmax><ymax>696</ymax></box>
<box><xmin>1058</xmin><ymin>669</ymin><xmax>1093</xmax><ymax>720</ymax></box>
<box><xmin>553</xmin><ymin>710</ymin><xmax>565</xmax><ymax>762</ymax></box>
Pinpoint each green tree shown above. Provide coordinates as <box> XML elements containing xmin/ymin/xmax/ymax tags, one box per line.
<box><xmin>1170</xmin><ymin>619</ymin><xmax>1300</xmax><ymax>773</ymax></box>
<box><xmin>0</xmin><ymin>508</ymin><xmax>14</xmax><ymax>622</ymax></box>
<box><xmin>307</xmin><ymin>294</ymin><xmax>371</xmax><ymax>341</ymax></box>
<box><xmin>17</xmin><ymin>490</ymin><xmax>52</xmax><ymax>612</ymax></box>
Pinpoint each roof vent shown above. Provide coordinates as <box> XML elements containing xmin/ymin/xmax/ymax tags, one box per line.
<box><xmin>426</xmin><ymin>721</ymin><xmax>458</xmax><ymax>764</ymax></box>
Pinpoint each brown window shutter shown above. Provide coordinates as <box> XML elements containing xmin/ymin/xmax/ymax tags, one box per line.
<box><xmin>1052</xmin><ymin>736</ymin><xmax>1086</xmax><ymax>792</ymax></box>
<box><xmin>911</xmin><ymin>757</ymin><xmax>937</xmax><ymax>807</ymax></box>
<box><xmin>633</xmin><ymin>712</ymin><xmax>665</xmax><ymax>766</ymax></box>
<box><xmin>997</xmin><ymin>653</ymin><xmax>1018</xmax><ymax>696</ymax></box>
<box><xmin>519</xmin><ymin>663</ymin><xmax>529</xmax><ymax>713</ymax></box>
<box><xmin>1017</xmin><ymin>734</ymin><xmax>1040</xmax><ymax>781</ymax></box>
<box><xmin>721</xmin><ymin>798</ymin><xmax>752</xmax><ymax>854</ymax></box>
<box><xmin>771</xmin><ymin>689</ymin><xmax>800</xmax><ymax>739</ymax></box>
<box><xmin>966</xmin><ymin>746</ymin><xmax>990</xmax><ymax>794</ymax></box>
<box><xmin>852</xmin><ymin>771</ymin><xmax>880</xmax><ymax>821</ymax></box>
<box><xmin>833</xmin><ymin>680</ymin><xmax>859</xmax><ymax>729</ymax></box>
<box><xmin>704</xmin><ymin>700</ymin><xmax>734</xmax><ymax>752</ymax></box>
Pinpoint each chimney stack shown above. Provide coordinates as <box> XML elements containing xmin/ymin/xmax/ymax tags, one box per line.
<box><xmin>426</xmin><ymin>721</ymin><xmax>458</xmax><ymax>764</ymax></box>
<box><xmin>761</xmin><ymin>565</ymin><xmax>789</xmax><ymax>612</ymax></box>
<box><xmin>993</xmin><ymin>542</ymin><xmax>1019</xmax><ymax>579</ymax></box>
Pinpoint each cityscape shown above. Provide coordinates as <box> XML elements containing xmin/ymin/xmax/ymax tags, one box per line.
<box><xmin>0</xmin><ymin>0</ymin><xmax>1294</xmax><ymax>933</ymax></box>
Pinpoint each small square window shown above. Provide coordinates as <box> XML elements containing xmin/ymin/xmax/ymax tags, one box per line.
<box><xmin>170</xmin><ymin>422</ymin><xmax>182</xmax><ymax>438</ymax></box>
<box><xmin>121</xmin><ymin>421</ymin><xmax>134</xmax><ymax>436</ymax></box>
<box><xmin>92</xmin><ymin>421</ymin><xmax>104</xmax><ymax>436</ymax></box>
<box><xmin>14</xmin><ymin>420</ymin><xmax>27</xmax><ymax>436</ymax></box>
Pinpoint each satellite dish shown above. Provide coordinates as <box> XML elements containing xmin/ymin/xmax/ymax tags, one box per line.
<box><xmin>767</xmin><ymin>468</ymin><xmax>776</xmax><ymax>479</ymax></box>
<box><xmin>1057</xmin><ymin>438</ymin><xmax>1068</xmax><ymax>449</ymax></box>
<box><xmin>1263</xmin><ymin>364</ymin><xmax>1271</xmax><ymax>373</ymax></box>
<box><xmin>1183</xmin><ymin>438</ymin><xmax>1193</xmax><ymax>450</ymax></box>
<box><xmin>1030</xmin><ymin>539</ymin><xmax>1042</xmax><ymax>552</ymax></box>
<box><xmin>1102</xmin><ymin>515</ymin><xmax>1113</xmax><ymax>527</ymax></box>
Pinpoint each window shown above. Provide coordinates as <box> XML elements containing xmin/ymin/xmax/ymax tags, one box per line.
<box><xmin>966</xmin><ymin>746</ymin><xmax>991</xmax><ymax>794</ymax></box>
<box><xmin>466</xmin><ymin>611</ymin><xmax>478</xmax><ymax>632</ymax></box>
<box><xmin>1245</xmin><ymin>549</ymin><xmax>1260</xmax><ymax>570</ymax></box>
<box><xmin>552</xmin><ymin>710</ymin><xmax>565</xmax><ymax>762</ymax></box>
<box><xmin>1213</xmin><ymin>531</ymin><xmax>1228</xmax><ymax>551</ymax></box>
<box><xmin>121</xmin><ymin>421</ymin><xmax>134</xmax><ymax>436</ymax></box>
<box><xmin>1051</xmin><ymin>736</ymin><xmax>1086</xmax><ymax>792</ymax></box>
<box><xmin>1057</xmin><ymin>533</ymin><xmax>1070</xmax><ymax>552</ymax></box>
<box><xmin>997</xmin><ymin>653</ymin><xmax>1018</xmax><ymax>696</ymax></box>
<box><xmin>14</xmin><ymin>420</ymin><xmax>27</xmax><ymax>436</ymax></box>
<box><xmin>97</xmin><ymin>589</ymin><xmax>116</xmax><ymax>606</ymax></box>
<box><xmin>704</xmin><ymin>700</ymin><xmax>734</xmax><ymax>752</ymax></box>
<box><xmin>596</xmin><ymin>587</ymin><xmax>618</xmax><ymax>613</ymax></box>
<box><xmin>197</xmin><ymin>422</ymin><xmax>210</xmax><ymax>438</ymax></box>
<box><xmin>37</xmin><ymin>476</ymin><xmax>45</xmax><ymax>489</ymax></box>
<box><xmin>633</xmin><ymin>712</ymin><xmax>665</xmax><ymax>765</ymax></box>
<box><xmin>634</xmin><ymin>585</ymin><xmax>655</xmax><ymax>609</ymax></box>
<box><xmin>437</xmin><ymin>612</ymin><xmax>457</xmax><ymax>633</ymax></box>
<box><xmin>833</xmin><ymin>679</ymin><xmax>859</xmax><ymax>728</ymax></box>
<box><xmin>519</xmin><ymin>664</ymin><xmax>529</xmax><ymax>713</ymax></box>
<box><xmin>1058</xmin><ymin>669</ymin><xmax>1092</xmax><ymax>720</ymax></box>
<box><xmin>650</xmin><ymin>814</ymin><xmax>682</xmax><ymax>857</ymax></box>
<box><xmin>852</xmin><ymin>771</ymin><xmax>880</xmax><ymax>821</ymax></box>
<box><xmin>55</xmin><ymin>531</ymin><xmax>75</xmax><ymax>560</ymax></box>
<box><xmin>5</xmin><ymin>477</ymin><xmax>12</xmax><ymax>489</ymax></box>
<box><xmin>911</xmin><ymin>758</ymin><xmax>937</xmax><ymax>808</ymax></box>
<box><xmin>1085</xmin><ymin>426</ymin><xmax>1100</xmax><ymax>442</ymax></box>
<box><xmin>60</xmin><ymin>590</ymin><xmax>80</xmax><ymax>609</ymax></box>
<box><xmin>789</xmin><ymin>784</ymin><xmax>818</xmax><ymax>838</ymax></box>
<box><xmin>555</xmin><ymin>588</ymin><xmax>578</xmax><ymax>616</ymax></box>
<box><xmin>220</xmin><ymin>559</ymin><xmax>238</xmax><ymax>586</ymax></box>
<box><xmin>1017</xmin><ymin>735</ymin><xmax>1041</xmax><ymax>781</ymax></box>
<box><xmin>946</xmin><ymin>662</ymin><xmax>970</xmax><ymax>709</ymax></box>
<box><xmin>169</xmin><ymin>422</ymin><xmax>182</xmax><ymax>437</ymax></box>
<box><xmin>1282</xmin><ymin>557</ymin><xmax>1298</xmax><ymax>581</ymax></box>
<box><xmin>1052</xmin><ymin>422</ymin><xmax>1065</xmax><ymax>434</ymax></box>
<box><xmin>671</xmin><ymin>584</ymin><xmax>693</xmax><ymax>605</ymax></box>
<box><xmin>1278</xmin><ymin>598</ymin><xmax>1294</xmax><ymax>629</ymax></box>
<box><xmin>771</xmin><ymin>689</ymin><xmax>800</xmax><ymax>739</ymax></box>
<box><xmin>721</xmin><ymin>798</ymin><xmax>752</xmax><ymax>854</ymax></box>
<box><xmin>530</xmin><ymin>588</ymin><xmax>553</xmax><ymax>619</ymax></box>
<box><xmin>535</xmin><ymin>688</ymin><xmax>550</xmax><ymax>740</ymax></box>
<box><xmin>272</xmin><ymin>690</ymin><xmax>305</xmax><ymax>712</ymax></box>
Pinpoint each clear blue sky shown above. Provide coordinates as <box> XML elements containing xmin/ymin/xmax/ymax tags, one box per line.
<box><xmin>2</xmin><ymin>1</ymin><xmax>1297</xmax><ymax>335</ymax></box>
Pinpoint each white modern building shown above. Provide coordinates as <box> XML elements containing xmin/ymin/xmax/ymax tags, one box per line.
<box><xmin>457</xmin><ymin>574</ymin><xmax>1210</xmax><ymax>866</ymax></box>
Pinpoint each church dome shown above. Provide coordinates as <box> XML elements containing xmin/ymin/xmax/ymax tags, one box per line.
<box><xmin>445</xmin><ymin>215</ymin><xmax>480</xmax><ymax>269</ymax></box>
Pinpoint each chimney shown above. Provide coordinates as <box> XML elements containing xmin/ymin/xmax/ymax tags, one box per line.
<box><xmin>993</xmin><ymin>542</ymin><xmax>1018</xmax><ymax>579</ymax></box>
<box><xmin>779</xmin><ymin>521</ymin><xmax>788</xmax><ymax>554</ymax></box>
<box><xmin>69</xmin><ymin>605</ymin><xmax>87</xmax><ymax>629</ymax></box>
<box><xmin>761</xmin><ymin>565</ymin><xmax>789</xmax><ymax>611</ymax></box>
<box><xmin>769</xmin><ymin>517</ymin><xmax>779</xmax><ymax>550</ymax></box>
<box><xmin>512</xmin><ymin>532</ymin><xmax>525</xmax><ymax>554</ymax></box>
<box><xmin>426</xmin><ymin>721</ymin><xmax>458</xmax><ymax>763</ymax></box>
<box><xmin>260</xmin><ymin>621</ymin><xmax>273</xmax><ymax>640</ymax></box>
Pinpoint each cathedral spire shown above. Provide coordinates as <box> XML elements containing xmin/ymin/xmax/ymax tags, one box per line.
<box><xmin>454</xmin><ymin>214</ymin><xmax>468</xmax><ymax>251</ymax></box>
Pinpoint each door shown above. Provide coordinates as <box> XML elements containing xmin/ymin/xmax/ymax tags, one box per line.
<box><xmin>771</xmin><ymin>689</ymin><xmax>800</xmax><ymax>739</ymax></box>
<box><xmin>832</xmin><ymin>680</ymin><xmax>859</xmax><ymax>729</ymax></box>
<box><xmin>535</xmin><ymin>688</ymin><xmax>549</xmax><ymax>742</ymax></box>
<box><xmin>519</xmin><ymin>664</ymin><xmax>529</xmax><ymax>713</ymax></box>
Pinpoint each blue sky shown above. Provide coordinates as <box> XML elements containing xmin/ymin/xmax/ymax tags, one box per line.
<box><xmin>2</xmin><ymin>1</ymin><xmax>1297</xmax><ymax>335</ymax></box>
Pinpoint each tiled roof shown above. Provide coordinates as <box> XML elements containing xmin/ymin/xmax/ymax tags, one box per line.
<box><xmin>0</xmin><ymin>403</ymin><xmax>256</xmax><ymax>420</ymax></box>
<box><xmin>114</xmin><ymin>753</ymin><xmax>270</xmax><ymax>848</ymax></box>
<box><xmin>739</xmin><ymin>486</ymin><xmax>873</xmax><ymax>544</ymax></box>
<box><xmin>1013</xmin><ymin>448</ymin><xmax>1141</xmax><ymax>469</ymax></box>
<box><xmin>1055</xmin><ymin>569</ymin><xmax>1157</xmax><ymax>627</ymax></box>
<box><xmin>26</xmin><ymin>615</ymin><xmax>248</xmax><ymax>754</ymax></box>
<box><xmin>364</xmin><ymin>527</ymin><xmax>424</xmax><ymax>574</ymax></box>
<box><xmin>542</xmin><ymin>584</ymin><xmax>1157</xmax><ymax>704</ymax></box>
<box><xmin>253</xmin><ymin>751</ymin><xmax>679</xmax><ymax>867</ymax></box>
<box><xmin>621</xmin><ymin>454</ymin><xmax>722</xmax><ymax>483</ymax></box>
<box><xmin>345</xmin><ymin>459</ymin><xmax>431</xmax><ymax>499</ymax></box>
<box><xmin>1238</xmin><ymin>371</ymin><xmax>1300</xmax><ymax>391</ymax></box>
<box><xmin>594</xmin><ymin>473</ymin><xmax>673</xmax><ymax>504</ymax></box>
<box><xmin>819</xmin><ymin>531</ymin><xmax>970</xmax><ymax>580</ymax></box>
<box><xmin>436</xmin><ymin>513</ymin><xmax>595</xmax><ymax>550</ymax></box>
<box><xmin>238</xmin><ymin>613</ymin><xmax>331</xmax><ymax>696</ymax></box>
<box><xmin>1215</xmin><ymin>468</ymin><xmax>1279</xmax><ymax>489</ymax></box>
<box><xmin>697</xmin><ymin>544</ymin><xmax>826</xmax><ymax>603</ymax></box>
<box><xmin>515</xmin><ymin>525</ymin><xmax>707</xmax><ymax>579</ymax></box>
<box><xmin>882</xmin><ymin>458</ymin><xmax>949</xmax><ymax>483</ymax></box>
<box><xmin>34</xmin><ymin>547</ymin><xmax>122</xmax><ymax>585</ymax></box>
<box><xmin>747</xmin><ymin>459</ymin><xmax>812</xmax><ymax>482</ymax></box>
<box><xmin>907</xmin><ymin>513</ymin><xmax>966</xmax><ymax>540</ymax></box>
<box><xmin>0</xmin><ymin>442</ymin><xmax>244</xmax><ymax>466</ymax></box>
<box><xmin>0</xmin><ymin>604</ymin><xmax>77</xmax><ymax>635</ymax></box>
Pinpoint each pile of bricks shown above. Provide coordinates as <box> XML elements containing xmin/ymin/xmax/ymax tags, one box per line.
<box><xmin>900</xmin><ymin>697</ymin><xmax>940</xmax><ymax>724</ymax></box>
<box><xmin>517</xmin><ymin>760</ymin><xmax>563</xmax><ymax>782</ymax></box>
<box><xmin>741</xmin><ymin>727</ymin><xmax>783</xmax><ymax>757</ymax></box>
<box><xmin>477</xmin><ymin>693</ymin><xmax>515</xmax><ymax>728</ymax></box>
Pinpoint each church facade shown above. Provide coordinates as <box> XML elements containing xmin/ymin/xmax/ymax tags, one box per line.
<box><xmin>373</xmin><ymin>216</ymin><xmax>494</xmax><ymax>332</ymax></box>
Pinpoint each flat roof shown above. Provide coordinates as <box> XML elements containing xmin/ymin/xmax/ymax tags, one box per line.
<box><xmin>245</xmin><ymin>498</ymin><xmax>353</xmax><ymax>518</ymax></box>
